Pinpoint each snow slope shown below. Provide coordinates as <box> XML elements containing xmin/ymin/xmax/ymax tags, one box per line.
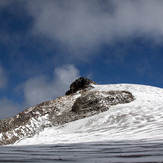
<box><xmin>15</xmin><ymin>84</ymin><xmax>163</xmax><ymax>145</ymax></box>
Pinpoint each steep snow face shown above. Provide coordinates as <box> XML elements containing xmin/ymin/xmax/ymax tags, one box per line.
<box><xmin>16</xmin><ymin>84</ymin><xmax>163</xmax><ymax>145</ymax></box>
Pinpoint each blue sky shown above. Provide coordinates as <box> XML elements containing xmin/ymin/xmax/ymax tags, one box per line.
<box><xmin>0</xmin><ymin>0</ymin><xmax>163</xmax><ymax>119</ymax></box>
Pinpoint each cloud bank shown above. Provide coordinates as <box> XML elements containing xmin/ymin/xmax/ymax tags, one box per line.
<box><xmin>27</xmin><ymin>0</ymin><xmax>163</xmax><ymax>55</ymax></box>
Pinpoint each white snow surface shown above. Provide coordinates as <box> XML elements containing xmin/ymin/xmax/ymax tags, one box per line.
<box><xmin>15</xmin><ymin>84</ymin><xmax>163</xmax><ymax>145</ymax></box>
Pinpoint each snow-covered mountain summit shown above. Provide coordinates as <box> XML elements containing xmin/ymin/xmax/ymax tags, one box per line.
<box><xmin>1</xmin><ymin>77</ymin><xmax>163</xmax><ymax>146</ymax></box>
<box><xmin>18</xmin><ymin>83</ymin><xmax>163</xmax><ymax>146</ymax></box>
<box><xmin>0</xmin><ymin>77</ymin><xmax>134</xmax><ymax>145</ymax></box>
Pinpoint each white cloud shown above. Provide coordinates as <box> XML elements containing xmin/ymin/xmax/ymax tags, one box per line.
<box><xmin>26</xmin><ymin>0</ymin><xmax>163</xmax><ymax>56</ymax></box>
<box><xmin>0</xmin><ymin>66</ymin><xmax>7</xmax><ymax>89</ymax></box>
<box><xmin>23</xmin><ymin>64</ymin><xmax>80</xmax><ymax>107</ymax></box>
<box><xmin>0</xmin><ymin>98</ymin><xmax>20</xmax><ymax>120</ymax></box>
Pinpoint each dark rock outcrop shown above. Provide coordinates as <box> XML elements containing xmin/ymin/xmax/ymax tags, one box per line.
<box><xmin>65</xmin><ymin>77</ymin><xmax>96</xmax><ymax>95</ymax></box>
<box><xmin>72</xmin><ymin>90</ymin><xmax>134</xmax><ymax>115</ymax></box>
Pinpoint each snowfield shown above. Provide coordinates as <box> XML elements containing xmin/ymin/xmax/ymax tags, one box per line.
<box><xmin>15</xmin><ymin>84</ymin><xmax>163</xmax><ymax>145</ymax></box>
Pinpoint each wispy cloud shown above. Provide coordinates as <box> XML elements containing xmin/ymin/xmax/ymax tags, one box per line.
<box><xmin>23</xmin><ymin>64</ymin><xmax>80</xmax><ymax>107</ymax></box>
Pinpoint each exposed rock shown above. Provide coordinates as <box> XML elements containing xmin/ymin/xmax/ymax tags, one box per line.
<box><xmin>72</xmin><ymin>90</ymin><xmax>134</xmax><ymax>115</ymax></box>
<box><xmin>65</xmin><ymin>77</ymin><xmax>96</xmax><ymax>95</ymax></box>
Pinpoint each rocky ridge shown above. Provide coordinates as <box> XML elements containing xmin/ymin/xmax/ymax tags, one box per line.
<box><xmin>0</xmin><ymin>77</ymin><xmax>134</xmax><ymax>145</ymax></box>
